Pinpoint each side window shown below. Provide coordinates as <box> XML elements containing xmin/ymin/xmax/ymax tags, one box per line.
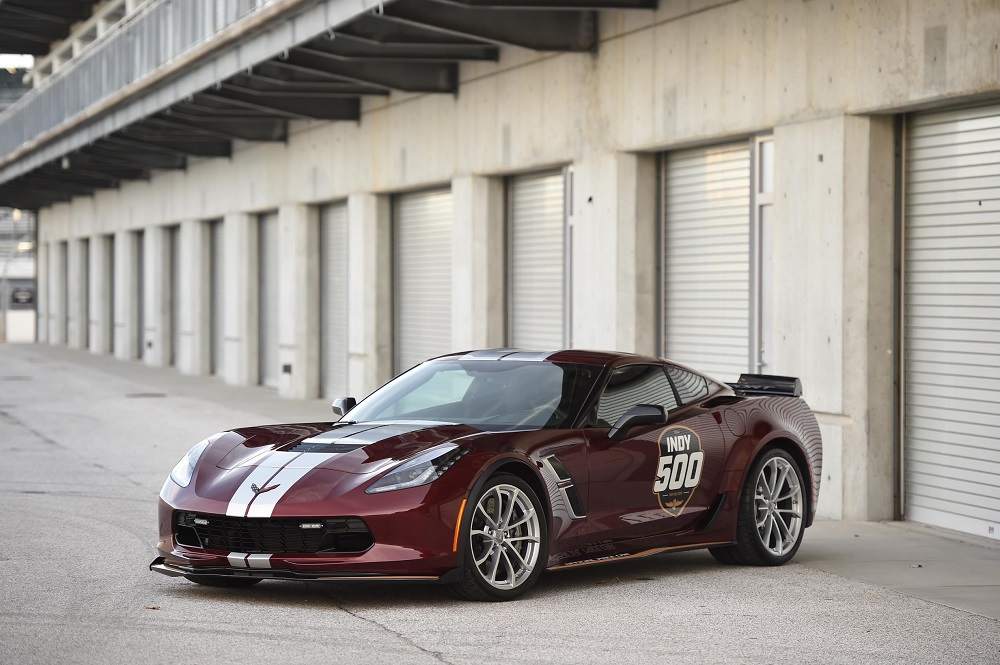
<box><xmin>595</xmin><ymin>365</ymin><xmax>678</xmax><ymax>427</ymax></box>
<box><xmin>666</xmin><ymin>366</ymin><xmax>709</xmax><ymax>405</ymax></box>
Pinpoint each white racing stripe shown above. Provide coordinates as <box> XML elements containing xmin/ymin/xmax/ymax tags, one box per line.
<box><xmin>251</xmin><ymin>451</ymin><xmax>302</xmax><ymax>469</ymax></box>
<box><xmin>246</xmin><ymin>554</ymin><xmax>272</xmax><ymax>569</ymax></box>
<box><xmin>227</xmin><ymin>451</ymin><xmax>333</xmax><ymax>519</ymax></box>
<box><xmin>245</xmin><ymin>465</ymin><xmax>317</xmax><ymax>518</ymax></box>
<box><xmin>228</xmin><ymin>552</ymin><xmax>249</xmax><ymax>568</ymax></box>
<box><xmin>226</xmin><ymin>465</ymin><xmax>284</xmax><ymax>517</ymax></box>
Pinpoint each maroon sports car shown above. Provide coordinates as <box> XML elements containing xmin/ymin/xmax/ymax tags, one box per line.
<box><xmin>151</xmin><ymin>349</ymin><xmax>822</xmax><ymax>601</ymax></box>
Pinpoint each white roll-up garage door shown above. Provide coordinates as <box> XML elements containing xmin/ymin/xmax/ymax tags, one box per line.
<box><xmin>320</xmin><ymin>202</ymin><xmax>349</xmax><ymax>398</ymax></box>
<box><xmin>209</xmin><ymin>220</ymin><xmax>225</xmax><ymax>376</ymax></box>
<box><xmin>508</xmin><ymin>171</ymin><xmax>565</xmax><ymax>349</ymax></box>
<box><xmin>169</xmin><ymin>225</ymin><xmax>181</xmax><ymax>367</ymax></box>
<box><xmin>662</xmin><ymin>142</ymin><xmax>751</xmax><ymax>380</ymax></box>
<box><xmin>394</xmin><ymin>189</ymin><xmax>453</xmax><ymax>372</ymax></box>
<box><xmin>904</xmin><ymin>105</ymin><xmax>1000</xmax><ymax>539</ymax></box>
<box><xmin>258</xmin><ymin>212</ymin><xmax>280</xmax><ymax>388</ymax></box>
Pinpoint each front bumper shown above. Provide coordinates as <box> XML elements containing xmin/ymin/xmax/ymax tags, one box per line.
<box><xmin>149</xmin><ymin>556</ymin><xmax>458</xmax><ymax>582</ymax></box>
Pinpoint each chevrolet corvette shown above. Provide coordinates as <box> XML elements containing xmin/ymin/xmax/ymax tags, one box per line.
<box><xmin>151</xmin><ymin>349</ymin><xmax>822</xmax><ymax>601</ymax></box>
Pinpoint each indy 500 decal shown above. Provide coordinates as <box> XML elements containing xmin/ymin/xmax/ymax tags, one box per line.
<box><xmin>653</xmin><ymin>426</ymin><xmax>704</xmax><ymax>517</ymax></box>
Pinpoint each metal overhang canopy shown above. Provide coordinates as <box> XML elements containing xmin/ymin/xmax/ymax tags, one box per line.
<box><xmin>0</xmin><ymin>0</ymin><xmax>656</xmax><ymax>209</ymax></box>
<box><xmin>0</xmin><ymin>0</ymin><xmax>102</xmax><ymax>55</ymax></box>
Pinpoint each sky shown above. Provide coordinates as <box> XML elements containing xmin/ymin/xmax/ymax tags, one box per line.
<box><xmin>0</xmin><ymin>55</ymin><xmax>34</xmax><ymax>69</ymax></box>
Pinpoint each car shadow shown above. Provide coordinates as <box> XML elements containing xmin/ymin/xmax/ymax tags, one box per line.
<box><xmin>163</xmin><ymin>549</ymin><xmax>723</xmax><ymax>609</ymax></box>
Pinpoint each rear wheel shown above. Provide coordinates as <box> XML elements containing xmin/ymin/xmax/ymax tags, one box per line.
<box><xmin>448</xmin><ymin>473</ymin><xmax>547</xmax><ymax>601</ymax></box>
<box><xmin>184</xmin><ymin>575</ymin><xmax>262</xmax><ymax>588</ymax></box>
<box><xmin>710</xmin><ymin>448</ymin><xmax>805</xmax><ymax>566</ymax></box>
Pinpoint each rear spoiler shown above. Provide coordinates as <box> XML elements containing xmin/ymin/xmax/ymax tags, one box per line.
<box><xmin>726</xmin><ymin>374</ymin><xmax>802</xmax><ymax>397</ymax></box>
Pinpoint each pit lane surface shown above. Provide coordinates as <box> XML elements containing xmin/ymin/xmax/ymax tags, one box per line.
<box><xmin>0</xmin><ymin>345</ymin><xmax>997</xmax><ymax>665</ymax></box>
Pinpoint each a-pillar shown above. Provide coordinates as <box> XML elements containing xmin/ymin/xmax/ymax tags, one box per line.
<box><xmin>451</xmin><ymin>174</ymin><xmax>505</xmax><ymax>350</ymax></box>
<box><xmin>346</xmin><ymin>193</ymin><xmax>392</xmax><ymax>398</ymax></box>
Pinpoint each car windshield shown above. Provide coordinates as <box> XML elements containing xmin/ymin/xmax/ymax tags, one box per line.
<box><xmin>347</xmin><ymin>360</ymin><xmax>602</xmax><ymax>430</ymax></box>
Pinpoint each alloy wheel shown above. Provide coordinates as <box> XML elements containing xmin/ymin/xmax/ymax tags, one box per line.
<box><xmin>753</xmin><ymin>455</ymin><xmax>803</xmax><ymax>556</ymax></box>
<box><xmin>469</xmin><ymin>483</ymin><xmax>541</xmax><ymax>590</ymax></box>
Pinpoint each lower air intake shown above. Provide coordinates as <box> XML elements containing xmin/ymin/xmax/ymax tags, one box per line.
<box><xmin>174</xmin><ymin>512</ymin><xmax>373</xmax><ymax>554</ymax></box>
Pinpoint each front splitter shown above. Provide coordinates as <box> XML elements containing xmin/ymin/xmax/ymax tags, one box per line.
<box><xmin>150</xmin><ymin>557</ymin><xmax>454</xmax><ymax>582</ymax></box>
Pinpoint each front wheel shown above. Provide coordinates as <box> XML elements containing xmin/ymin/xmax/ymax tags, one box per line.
<box><xmin>710</xmin><ymin>448</ymin><xmax>806</xmax><ymax>566</ymax></box>
<box><xmin>448</xmin><ymin>473</ymin><xmax>547</xmax><ymax>601</ymax></box>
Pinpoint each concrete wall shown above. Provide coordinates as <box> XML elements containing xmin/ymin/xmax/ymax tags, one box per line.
<box><xmin>32</xmin><ymin>0</ymin><xmax>1000</xmax><ymax>520</ymax></box>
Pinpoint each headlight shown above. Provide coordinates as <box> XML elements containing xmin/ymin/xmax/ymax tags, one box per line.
<box><xmin>169</xmin><ymin>439</ymin><xmax>211</xmax><ymax>488</ymax></box>
<box><xmin>366</xmin><ymin>444</ymin><xmax>469</xmax><ymax>494</ymax></box>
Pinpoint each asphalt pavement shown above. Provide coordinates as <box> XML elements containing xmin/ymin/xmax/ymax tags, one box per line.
<box><xmin>1</xmin><ymin>343</ymin><xmax>998</xmax><ymax>665</ymax></box>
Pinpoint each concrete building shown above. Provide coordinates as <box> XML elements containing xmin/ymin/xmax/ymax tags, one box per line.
<box><xmin>0</xmin><ymin>0</ymin><xmax>997</xmax><ymax>539</ymax></box>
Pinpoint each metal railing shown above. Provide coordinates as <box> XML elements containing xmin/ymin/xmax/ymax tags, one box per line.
<box><xmin>0</xmin><ymin>0</ymin><xmax>277</xmax><ymax>159</ymax></box>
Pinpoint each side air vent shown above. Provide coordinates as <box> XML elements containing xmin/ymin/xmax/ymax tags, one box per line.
<box><xmin>541</xmin><ymin>455</ymin><xmax>586</xmax><ymax>519</ymax></box>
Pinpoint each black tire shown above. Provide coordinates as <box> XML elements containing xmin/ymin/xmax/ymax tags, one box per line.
<box><xmin>447</xmin><ymin>473</ymin><xmax>547</xmax><ymax>602</ymax></box>
<box><xmin>184</xmin><ymin>575</ymin><xmax>263</xmax><ymax>588</ymax></box>
<box><xmin>710</xmin><ymin>448</ymin><xmax>806</xmax><ymax>566</ymax></box>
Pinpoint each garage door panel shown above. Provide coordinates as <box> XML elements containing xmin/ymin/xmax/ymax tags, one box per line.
<box><xmin>906</xmin><ymin>483</ymin><xmax>996</xmax><ymax>523</ymax></box>
<box><xmin>906</xmin><ymin>482</ymin><xmax>1000</xmax><ymax>515</ymax></box>
<box><xmin>907</xmin><ymin>467</ymin><xmax>1000</xmax><ymax>503</ymax></box>
<box><xmin>906</xmin><ymin>433</ymin><xmax>1000</xmax><ymax>466</ymax></box>
<box><xmin>663</xmin><ymin>143</ymin><xmax>751</xmax><ymax>378</ymax></box>
<box><xmin>906</xmin><ymin>369</ymin><xmax>1000</xmax><ymax>393</ymax></box>
<box><xmin>906</xmin><ymin>393</ymin><xmax>1000</xmax><ymax>421</ymax></box>
<box><xmin>258</xmin><ymin>213</ymin><xmax>280</xmax><ymax>389</ymax></box>
<box><xmin>209</xmin><ymin>220</ymin><xmax>225</xmax><ymax>376</ymax></box>
<box><xmin>394</xmin><ymin>189</ymin><xmax>453</xmax><ymax>371</ymax></box>
<box><xmin>321</xmin><ymin>203</ymin><xmax>348</xmax><ymax>399</ymax></box>
<box><xmin>908</xmin><ymin>448</ymin><xmax>1000</xmax><ymax>477</ymax></box>
<box><xmin>509</xmin><ymin>171</ymin><xmax>565</xmax><ymax>350</ymax></box>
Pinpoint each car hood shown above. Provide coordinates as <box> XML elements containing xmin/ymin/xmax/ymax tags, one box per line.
<box><xmin>210</xmin><ymin>420</ymin><xmax>483</xmax><ymax>476</ymax></box>
<box><xmin>183</xmin><ymin>421</ymin><xmax>486</xmax><ymax>518</ymax></box>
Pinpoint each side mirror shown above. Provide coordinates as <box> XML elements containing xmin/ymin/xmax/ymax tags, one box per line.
<box><xmin>608</xmin><ymin>404</ymin><xmax>667</xmax><ymax>441</ymax></box>
<box><xmin>331</xmin><ymin>397</ymin><xmax>356</xmax><ymax>419</ymax></box>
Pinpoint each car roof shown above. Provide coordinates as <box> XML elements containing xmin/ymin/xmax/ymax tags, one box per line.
<box><xmin>433</xmin><ymin>348</ymin><xmax>667</xmax><ymax>368</ymax></box>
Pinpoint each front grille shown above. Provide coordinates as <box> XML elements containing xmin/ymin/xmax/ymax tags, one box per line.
<box><xmin>174</xmin><ymin>512</ymin><xmax>374</xmax><ymax>554</ymax></box>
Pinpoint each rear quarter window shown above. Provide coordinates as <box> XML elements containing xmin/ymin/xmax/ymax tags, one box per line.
<box><xmin>667</xmin><ymin>366</ymin><xmax>709</xmax><ymax>405</ymax></box>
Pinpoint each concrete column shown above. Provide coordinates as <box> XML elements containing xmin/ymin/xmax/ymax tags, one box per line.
<box><xmin>143</xmin><ymin>225</ymin><xmax>170</xmax><ymax>367</ymax></box>
<box><xmin>113</xmin><ymin>230</ymin><xmax>139</xmax><ymax>360</ymax></box>
<box><xmin>36</xmin><ymin>242</ymin><xmax>48</xmax><ymax>344</ymax></box>
<box><xmin>67</xmin><ymin>237</ymin><xmax>89</xmax><ymax>349</ymax></box>
<box><xmin>614</xmin><ymin>153</ymin><xmax>659</xmax><ymax>355</ymax></box>
<box><xmin>346</xmin><ymin>193</ymin><xmax>392</xmax><ymax>398</ymax></box>
<box><xmin>48</xmin><ymin>241</ymin><xmax>67</xmax><ymax>345</ymax></box>
<box><xmin>840</xmin><ymin>115</ymin><xmax>897</xmax><ymax>522</ymax></box>
<box><xmin>451</xmin><ymin>174</ymin><xmax>505</xmax><ymax>350</ymax></box>
<box><xmin>88</xmin><ymin>235</ymin><xmax>113</xmax><ymax>354</ymax></box>
<box><xmin>567</xmin><ymin>152</ymin><xmax>657</xmax><ymax>352</ymax></box>
<box><xmin>177</xmin><ymin>219</ymin><xmax>210</xmax><ymax>375</ymax></box>
<box><xmin>223</xmin><ymin>212</ymin><xmax>257</xmax><ymax>386</ymax></box>
<box><xmin>277</xmin><ymin>203</ymin><xmax>320</xmax><ymax>400</ymax></box>
<box><xmin>772</xmin><ymin>115</ymin><xmax>896</xmax><ymax>521</ymax></box>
